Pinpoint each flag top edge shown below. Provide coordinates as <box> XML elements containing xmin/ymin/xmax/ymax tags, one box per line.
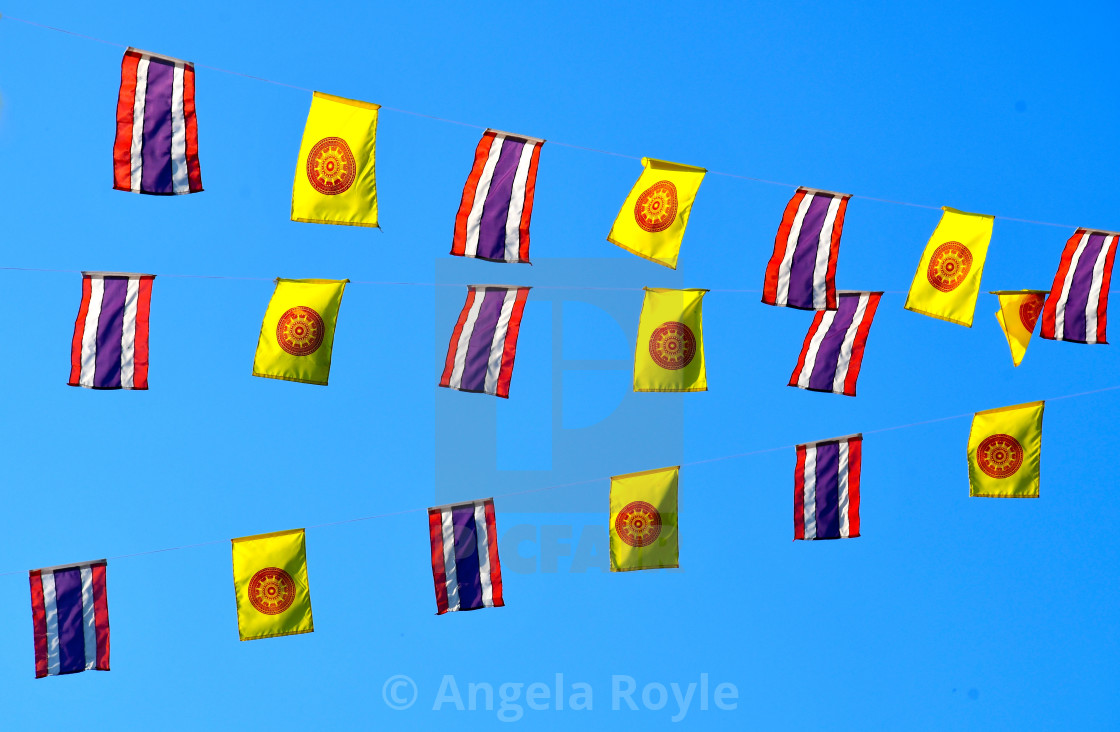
<box><xmin>610</xmin><ymin>465</ymin><xmax>681</xmax><ymax>482</ymax></box>
<box><xmin>797</xmin><ymin>186</ymin><xmax>852</xmax><ymax>199</ymax></box>
<box><xmin>940</xmin><ymin>206</ymin><xmax>995</xmax><ymax>220</ymax></box>
<box><xmin>274</xmin><ymin>278</ymin><xmax>351</xmax><ymax>285</ymax></box>
<box><xmin>1078</xmin><ymin>227</ymin><xmax>1120</xmax><ymax>237</ymax></box>
<box><xmin>125</xmin><ymin>47</ymin><xmax>192</xmax><ymax>67</ymax></box>
<box><xmin>989</xmin><ymin>290</ymin><xmax>1049</xmax><ymax>295</ymax></box>
<box><xmin>231</xmin><ymin>528</ymin><xmax>306</xmax><ymax>545</ymax></box>
<box><xmin>30</xmin><ymin>559</ymin><xmax>108</xmax><ymax>574</ymax></box>
<box><xmin>972</xmin><ymin>400</ymin><xmax>1046</xmax><ymax>418</ymax></box>
<box><xmin>485</xmin><ymin>129</ymin><xmax>546</xmax><ymax>145</ymax></box>
<box><xmin>466</xmin><ymin>284</ymin><xmax>532</xmax><ymax>291</ymax></box>
<box><xmin>638</xmin><ymin>157</ymin><xmax>708</xmax><ymax>174</ymax></box>
<box><xmin>428</xmin><ymin>497</ymin><xmax>494</xmax><ymax>512</ymax></box>
<box><xmin>836</xmin><ymin>290</ymin><xmax>884</xmax><ymax>296</ymax></box>
<box><xmin>796</xmin><ymin>433</ymin><xmax>863</xmax><ymax>450</ymax></box>
<box><xmin>642</xmin><ymin>287</ymin><xmax>710</xmax><ymax>294</ymax></box>
<box><xmin>311</xmin><ymin>91</ymin><xmax>380</xmax><ymax>111</ymax></box>
<box><xmin>81</xmin><ymin>271</ymin><xmax>156</xmax><ymax>278</ymax></box>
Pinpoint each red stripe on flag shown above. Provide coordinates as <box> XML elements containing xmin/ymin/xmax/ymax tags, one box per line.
<box><xmin>484</xmin><ymin>500</ymin><xmax>504</xmax><ymax>607</ymax></box>
<box><xmin>428</xmin><ymin>510</ymin><xmax>449</xmax><ymax>615</ymax></box>
<box><xmin>182</xmin><ymin>64</ymin><xmax>203</xmax><ymax>192</ymax></box>
<box><xmin>847</xmin><ymin>437</ymin><xmax>862</xmax><ymax>537</ymax></box>
<box><xmin>823</xmin><ymin>196</ymin><xmax>850</xmax><ymax>310</ymax></box>
<box><xmin>1095</xmin><ymin>235</ymin><xmax>1117</xmax><ymax>344</ymax></box>
<box><xmin>29</xmin><ymin>571</ymin><xmax>48</xmax><ymax>678</ymax></box>
<box><xmin>793</xmin><ymin>447</ymin><xmax>806</xmax><ymax>540</ymax></box>
<box><xmin>517</xmin><ymin>142</ymin><xmax>543</xmax><ymax>263</ymax></box>
<box><xmin>495</xmin><ymin>288</ymin><xmax>530</xmax><ymax>398</ymax></box>
<box><xmin>133</xmin><ymin>277</ymin><xmax>154</xmax><ymax>389</ymax></box>
<box><xmin>763</xmin><ymin>190</ymin><xmax>806</xmax><ymax>306</ymax></box>
<box><xmin>451</xmin><ymin>132</ymin><xmax>496</xmax><ymax>257</ymax></box>
<box><xmin>1041</xmin><ymin>229</ymin><xmax>1084</xmax><ymax>339</ymax></box>
<box><xmin>788</xmin><ymin>311</ymin><xmax>824</xmax><ymax>387</ymax></box>
<box><xmin>439</xmin><ymin>288</ymin><xmax>477</xmax><ymax>387</ymax></box>
<box><xmin>843</xmin><ymin>293</ymin><xmax>882</xmax><ymax>396</ymax></box>
<box><xmin>91</xmin><ymin>563</ymin><xmax>110</xmax><ymax>670</ymax></box>
<box><xmin>113</xmin><ymin>51</ymin><xmax>141</xmax><ymax>192</ymax></box>
<box><xmin>68</xmin><ymin>275</ymin><xmax>93</xmax><ymax>386</ymax></box>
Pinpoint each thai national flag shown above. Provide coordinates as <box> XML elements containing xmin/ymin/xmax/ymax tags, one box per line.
<box><xmin>1040</xmin><ymin>228</ymin><xmax>1120</xmax><ymax>345</ymax></box>
<box><xmin>763</xmin><ymin>187</ymin><xmax>851</xmax><ymax>310</ymax></box>
<box><xmin>428</xmin><ymin>499</ymin><xmax>505</xmax><ymax>615</ymax></box>
<box><xmin>794</xmin><ymin>434</ymin><xmax>862</xmax><ymax>540</ymax></box>
<box><xmin>68</xmin><ymin>273</ymin><xmax>155</xmax><ymax>390</ymax></box>
<box><xmin>439</xmin><ymin>285</ymin><xmax>530</xmax><ymax>398</ymax></box>
<box><xmin>29</xmin><ymin>561</ymin><xmax>110</xmax><ymax>678</ymax></box>
<box><xmin>789</xmin><ymin>291</ymin><xmax>881</xmax><ymax>397</ymax></box>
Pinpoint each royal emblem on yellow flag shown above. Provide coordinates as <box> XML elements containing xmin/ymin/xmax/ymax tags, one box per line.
<box><xmin>291</xmin><ymin>92</ymin><xmax>379</xmax><ymax>227</ymax></box>
<box><xmin>607</xmin><ymin>158</ymin><xmax>707</xmax><ymax>269</ymax></box>
<box><xmin>991</xmin><ymin>290</ymin><xmax>1047</xmax><ymax>367</ymax></box>
<box><xmin>252</xmin><ymin>278</ymin><xmax>348</xmax><ymax>386</ymax></box>
<box><xmin>967</xmin><ymin>401</ymin><xmax>1044</xmax><ymax>498</ymax></box>
<box><xmin>232</xmin><ymin>528</ymin><xmax>314</xmax><ymax>641</ymax></box>
<box><xmin>904</xmin><ymin>207</ymin><xmax>994</xmax><ymax>327</ymax></box>
<box><xmin>610</xmin><ymin>466</ymin><xmax>679</xmax><ymax>572</ymax></box>
<box><xmin>633</xmin><ymin>288</ymin><xmax>708</xmax><ymax>392</ymax></box>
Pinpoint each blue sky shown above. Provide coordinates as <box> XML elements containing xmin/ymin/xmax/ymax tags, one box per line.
<box><xmin>0</xmin><ymin>1</ymin><xmax>1117</xmax><ymax>729</ymax></box>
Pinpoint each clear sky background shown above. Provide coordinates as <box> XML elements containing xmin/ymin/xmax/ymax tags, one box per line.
<box><xmin>0</xmin><ymin>1</ymin><xmax>1117</xmax><ymax>729</ymax></box>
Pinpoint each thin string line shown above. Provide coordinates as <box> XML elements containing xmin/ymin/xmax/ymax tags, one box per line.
<box><xmin>0</xmin><ymin>14</ymin><xmax>1090</xmax><ymax>232</ymax></box>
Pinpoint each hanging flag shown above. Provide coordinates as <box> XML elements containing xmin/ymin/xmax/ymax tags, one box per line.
<box><xmin>610</xmin><ymin>466</ymin><xmax>679</xmax><ymax>571</ymax></box>
<box><xmin>968</xmin><ymin>401</ymin><xmax>1044</xmax><ymax>497</ymax></box>
<box><xmin>794</xmin><ymin>434</ymin><xmax>861</xmax><ymax>540</ymax></box>
<box><xmin>29</xmin><ymin>560</ymin><xmax>110</xmax><ymax>678</ymax></box>
<box><xmin>439</xmin><ymin>285</ymin><xmax>530</xmax><ymax>398</ymax></box>
<box><xmin>252</xmin><ymin>278</ymin><xmax>348</xmax><ymax>386</ymax></box>
<box><xmin>634</xmin><ymin>288</ymin><xmax>708</xmax><ymax>392</ymax></box>
<box><xmin>427</xmin><ymin>498</ymin><xmax>505</xmax><ymax>615</ymax></box>
<box><xmin>789</xmin><ymin>291</ymin><xmax>882</xmax><ymax>397</ymax></box>
<box><xmin>451</xmin><ymin>130</ymin><xmax>544</xmax><ymax>264</ymax></box>
<box><xmin>68</xmin><ymin>272</ymin><xmax>155</xmax><ymax>390</ymax></box>
<box><xmin>762</xmin><ymin>187</ymin><xmax>851</xmax><ymax>310</ymax></box>
<box><xmin>1039</xmin><ymin>228</ymin><xmax>1120</xmax><ymax>344</ymax></box>
<box><xmin>112</xmin><ymin>48</ymin><xmax>203</xmax><ymax>195</ymax></box>
<box><xmin>291</xmin><ymin>92</ymin><xmax>380</xmax><ymax>227</ymax></box>
<box><xmin>607</xmin><ymin>158</ymin><xmax>707</xmax><ymax>269</ymax></box>
<box><xmin>904</xmin><ymin>207</ymin><xmax>994</xmax><ymax>326</ymax></box>
<box><xmin>231</xmin><ymin>529</ymin><xmax>313</xmax><ymax>640</ymax></box>
<box><xmin>992</xmin><ymin>290</ymin><xmax>1046</xmax><ymax>367</ymax></box>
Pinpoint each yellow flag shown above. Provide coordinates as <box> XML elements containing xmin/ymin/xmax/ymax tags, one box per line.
<box><xmin>967</xmin><ymin>401</ymin><xmax>1044</xmax><ymax>498</ymax></box>
<box><xmin>610</xmin><ymin>466</ymin><xmax>679</xmax><ymax>571</ymax></box>
<box><xmin>253</xmin><ymin>278</ymin><xmax>348</xmax><ymax>385</ymax></box>
<box><xmin>291</xmin><ymin>92</ymin><xmax>380</xmax><ymax>227</ymax></box>
<box><xmin>634</xmin><ymin>288</ymin><xmax>708</xmax><ymax>392</ymax></box>
<box><xmin>904</xmin><ymin>207</ymin><xmax>994</xmax><ymax>326</ymax></box>
<box><xmin>607</xmin><ymin>158</ymin><xmax>706</xmax><ymax>269</ymax></box>
<box><xmin>232</xmin><ymin>528</ymin><xmax>314</xmax><ymax>641</ymax></box>
<box><xmin>991</xmin><ymin>290</ymin><xmax>1046</xmax><ymax>367</ymax></box>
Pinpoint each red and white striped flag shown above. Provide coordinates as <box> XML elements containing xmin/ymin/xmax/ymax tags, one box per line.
<box><xmin>794</xmin><ymin>434</ymin><xmax>862</xmax><ymax>540</ymax></box>
<box><xmin>1040</xmin><ymin>228</ymin><xmax>1120</xmax><ymax>344</ymax></box>
<box><xmin>789</xmin><ymin>291</ymin><xmax>881</xmax><ymax>397</ymax></box>
<box><xmin>68</xmin><ymin>273</ymin><xmax>155</xmax><ymax>390</ymax></box>
<box><xmin>427</xmin><ymin>498</ymin><xmax>504</xmax><ymax>614</ymax></box>
<box><xmin>763</xmin><ymin>187</ymin><xmax>850</xmax><ymax>310</ymax></box>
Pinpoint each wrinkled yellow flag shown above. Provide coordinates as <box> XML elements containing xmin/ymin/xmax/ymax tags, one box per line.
<box><xmin>252</xmin><ymin>278</ymin><xmax>348</xmax><ymax>386</ymax></box>
<box><xmin>610</xmin><ymin>466</ymin><xmax>679</xmax><ymax>572</ymax></box>
<box><xmin>291</xmin><ymin>92</ymin><xmax>379</xmax><ymax>227</ymax></box>
<box><xmin>634</xmin><ymin>288</ymin><xmax>708</xmax><ymax>392</ymax></box>
<box><xmin>904</xmin><ymin>207</ymin><xmax>994</xmax><ymax>327</ymax></box>
<box><xmin>607</xmin><ymin>158</ymin><xmax>706</xmax><ymax>269</ymax></box>
<box><xmin>991</xmin><ymin>290</ymin><xmax>1046</xmax><ymax>367</ymax></box>
<box><xmin>967</xmin><ymin>401</ymin><xmax>1044</xmax><ymax>498</ymax></box>
<box><xmin>232</xmin><ymin>529</ymin><xmax>314</xmax><ymax>641</ymax></box>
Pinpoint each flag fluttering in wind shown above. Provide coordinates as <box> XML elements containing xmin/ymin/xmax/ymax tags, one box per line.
<box><xmin>763</xmin><ymin>187</ymin><xmax>851</xmax><ymax>310</ymax></box>
<box><xmin>1039</xmin><ymin>228</ymin><xmax>1119</xmax><ymax>344</ymax></box>
<box><xmin>439</xmin><ymin>285</ymin><xmax>531</xmax><ymax>398</ymax></box>
<box><xmin>113</xmin><ymin>48</ymin><xmax>203</xmax><ymax>195</ymax></box>
<box><xmin>68</xmin><ymin>272</ymin><xmax>155</xmax><ymax>390</ymax></box>
<box><xmin>291</xmin><ymin>92</ymin><xmax>380</xmax><ymax>227</ymax></box>
<box><xmin>608</xmin><ymin>158</ymin><xmax>706</xmax><ymax>269</ymax></box>
<box><xmin>610</xmin><ymin>466</ymin><xmax>679</xmax><ymax>572</ymax></box>
<box><xmin>992</xmin><ymin>290</ymin><xmax>1046</xmax><ymax>367</ymax></box>
<box><xmin>252</xmin><ymin>278</ymin><xmax>348</xmax><ymax>386</ymax></box>
<box><xmin>789</xmin><ymin>291</ymin><xmax>881</xmax><ymax>397</ymax></box>
<box><xmin>29</xmin><ymin>560</ymin><xmax>110</xmax><ymax>678</ymax></box>
<box><xmin>451</xmin><ymin>130</ymin><xmax>544</xmax><ymax>263</ymax></box>
<box><xmin>967</xmin><ymin>401</ymin><xmax>1044</xmax><ymax>498</ymax></box>
<box><xmin>794</xmin><ymin>434</ymin><xmax>861</xmax><ymax>540</ymax></box>
<box><xmin>633</xmin><ymin>288</ymin><xmax>708</xmax><ymax>392</ymax></box>
<box><xmin>231</xmin><ymin>529</ymin><xmax>314</xmax><ymax>641</ymax></box>
<box><xmin>904</xmin><ymin>207</ymin><xmax>994</xmax><ymax>327</ymax></box>
<box><xmin>427</xmin><ymin>498</ymin><xmax>505</xmax><ymax>615</ymax></box>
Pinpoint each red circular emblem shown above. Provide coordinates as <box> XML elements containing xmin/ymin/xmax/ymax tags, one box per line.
<box><xmin>1019</xmin><ymin>297</ymin><xmax>1042</xmax><ymax>332</ymax></box>
<box><xmin>648</xmin><ymin>321</ymin><xmax>696</xmax><ymax>370</ymax></box>
<box><xmin>615</xmin><ymin>501</ymin><xmax>662</xmax><ymax>547</ymax></box>
<box><xmin>306</xmin><ymin>137</ymin><xmax>356</xmax><ymax>195</ymax></box>
<box><xmin>976</xmin><ymin>433</ymin><xmax>1024</xmax><ymax>479</ymax></box>
<box><xmin>276</xmin><ymin>306</ymin><xmax>325</xmax><ymax>356</ymax></box>
<box><xmin>247</xmin><ymin>567</ymin><xmax>296</xmax><ymax>615</ymax></box>
<box><xmin>926</xmin><ymin>242</ymin><xmax>973</xmax><ymax>292</ymax></box>
<box><xmin>633</xmin><ymin>180</ymin><xmax>678</xmax><ymax>233</ymax></box>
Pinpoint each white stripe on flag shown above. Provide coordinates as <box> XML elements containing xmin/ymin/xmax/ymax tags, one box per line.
<box><xmin>775</xmin><ymin>193</ymin><xmax>814</xmax><ymax>306</ymax></box>
<box><xmin>832</xmin><ymin>294</ymin><xmax>870</xmax><ymax>394</ymax></box>
<box><xmin>79</xmin><ymin>278</ymin><xmax>105</xmax><ymax>388</ymax></box>
<box><xmin>170</xmin><ymin>64</ymin><xmax>189</xmax><ymax>193</ymax></box>
<box><xmin>81</xmin><ymin>566</ymin><xmax>97</xmax><ymax>670</ymax></box>
<box><xmin>503</xmin><ymin>142</ymin><xmax>536</xmax><ymax>262</ymax></box>
<box><xmin>1084</xmin><ymin>235</ymin><xmax>1115</xmax><ymax>344</ymax></box>
<box><xmin>130</xmin><ymin>57</ymin><xmax>150</xmax><ymax>192</ymax></box>
<box><xmin>463</xmin><ymin>135</ymin><xmax>506</xmax><ymax>257</ymax></box>
<box><xmin>483</xmin><ymin>290</ymin><xmax>518</xmax><ymax>395</ymax></box>
<box><xmin>803</xmin><ymin>447</ymin><xmax>818</xmax><ymax>540</ymax></box>
<box><xmin>440</xmin><ymin>509</ymin><xmax>460</xmax><ymax>612</ymax></box>
<box><xmin>120</xmin><ymin>277</ymin><xmax>140</xmax><ymax>388</ymax></box>
<box><xmin>42</xmin><ymin>572</ymin><xmax>60</xmax><ymax>676</ymax></box>
<box><xmin>797</xmin><ymin>311</ymin><xmax>836</xmax><ymax>389</ymax></box>
<box><xmin>838</xmin><ymin>440</ymin><xmax>851</xmax><ymax>538</ymax></box>
<box><xmin>1053</xmin><ymin>230</ymin><xmax>1091</xmax><ymax>341</ymax></box>
<box><xmin>474</xmin><ymin>503</ymin><xmax>494</xmax><ymax>607</ymax></box>
<box><xmin>811</xmin><ymin>196</ymin><xmax>842</xmax><ymax>309</ymax></box>
<box><xmin>448</xmin><ymin>290</ymin><xmax>486</xmax><ymax>389</ymax></box>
